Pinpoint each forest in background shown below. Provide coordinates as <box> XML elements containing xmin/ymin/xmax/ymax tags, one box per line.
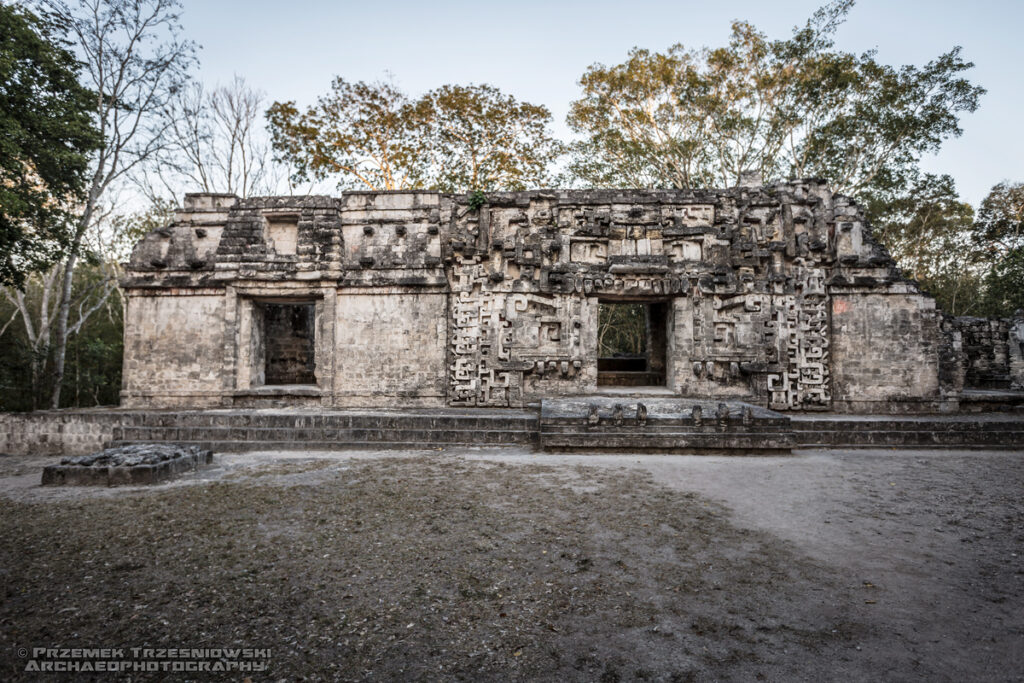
<box><xmin>1</xmin><ymin>0</ymin><xmax>1020</xmax><ymax>411</ymax></box>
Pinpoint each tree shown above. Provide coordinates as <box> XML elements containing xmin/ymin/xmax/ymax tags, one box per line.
<box><xmin>0</xmin><ymin>4</ymin><xmax>99</xmax><ymax>288</ymax></box>
<box><xmin>567</xmin><ymin>0</ymin><xmax>984</xmax><ymax>197</ymax></box>
<box><xmin>974</xmin><ymin>182</ymin><xmax>1024</xmax><ymax>317</ymax></box>
<box><xmin>981</xmin><ymin>249</ymin><xmax>1024</xmax><ymax>318</ymax></box>
<box><xmin>267</xmin><ymin>78</ymin><xmax>425</xmax><ymax>191</ymax></box>
<box><xmin>267</xmin><ymin>79</ymin><xmax>562</xmax><ymax>192</ymax></box>
<box><xmin>864</xmin><ymin>173</ymin><xmax>983</xmax><ymax>315</ymax></box>
<box><xmin>973</xmin><ymin>181</ymin><xmax>1024</xmax><ymax>258</ymax></box>
<box><xmin>411</xmin><ymin>84</ymin><xmax>563</xmax><ymax>192</ymax></box>
<box><xmin>0</xmin><ymin>199</ymin><xmax>172</xmax><ymax>410</ymax></box>
<box><xmin>598</xmin><ymin>303</ymin><xmax>647</xmax><ymax>357</ymax></box>
<box><xmin>136</xmin><ymin>76</ymin><xmax>280</xmax><ymax>201</ymax></box>
<box><xmin>27</xmin><ymin>0</ymin><xmax>196</xmax><ymax>408</ymax></box>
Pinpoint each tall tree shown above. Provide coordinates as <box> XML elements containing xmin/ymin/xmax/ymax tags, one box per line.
<box><xmin>267</xmin><ymin>79</ymin><xmax>562</xmax><ymax>192</ymax></box>
<box><xmin>0</xmin><ymin>198</ymin><xmax>173</xmax><ymax>410</ymax></box>
<box><xmin>137</xmin><ymin>75</ymin><xmax>279</xmax><ymax>200</ymax></box>
<box><xmin>973</xmin><ymin>181</ymin><xmax>1024</xmax><ymax>258</ymax></box>
<box><xmin>864</xmin><ymin>173</ymin><xmax>983</xmax><ymax>315</ymax></box>
<box><xmin>973</xmin><ymin>181</ymin><xmax>1024</xmax><ymax>317</ymax></box>
<box><xmin>567</xmin><ymin>0</ymin><xmax>983</xmax><ymax>197</ymax></box>
<box><xmin>267</xmin><ymin>78</ymin><xmax>425</xmax><ymax>191</ymax></box>
<box><xmin>411</xmin><ymin>84</ymin><xmax>563</xmax><ymax>192</ymax></box>
<box><xmin>31</xmin><ymin>0</ymin><xmax>196</xmax><ymax>408</ymax></box>
<box><xmin>0</xmin><ymin>4</ymin><xmax>99</xmax><ymax>288</ymax></box>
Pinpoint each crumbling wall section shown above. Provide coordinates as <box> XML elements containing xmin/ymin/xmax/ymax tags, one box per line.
<box><xmin>0</xmin><ymin>411</ymin><xmax>122</xmax><ymax>456</ymax></box>
<box><xmin>949</xmin><ymin>315</ymin><xmax>1019</xmax><ymax>390</ymax></box>
<box><xmin>825</xmin><ymin>195</ymin><xmax>956</xmax><ymax>413</ymax></box>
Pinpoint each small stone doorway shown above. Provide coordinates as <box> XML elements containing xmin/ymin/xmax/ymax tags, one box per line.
<box><xmin>261</xmin><ymin>302</ymin><xmax>316</xmax><ymax>385</ymax></box>
<box><xmin>597</xmin><ymin>300</ymin><xmax>668</xmax><ymax>386</ymax></box>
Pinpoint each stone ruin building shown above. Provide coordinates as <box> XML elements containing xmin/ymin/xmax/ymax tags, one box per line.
<box><xmin>119</xmin><ymin>179</ymin><xmax>1024</xmax><ymax>415</ymax></box>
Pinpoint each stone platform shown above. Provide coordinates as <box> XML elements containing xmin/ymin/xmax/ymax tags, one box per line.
<box><xmin>540</xmin><ymin>398</ymin><xmax>794</xmax><ymax>453</ymax></box>
<box><xmin>106</xmin><ymin>409</ymin><xmax>539</xmax><ymax>452</ymax></box>
<box><xmin>791</xmin><ymin>413</ymin><xmax>1024</xmax><ymax>448</ymax></box>
<box><xmin>3</xmin><ymin>406</ymin><xmax>1023</xmax><ymax>457</ymax></box>
<box><xmin>41</xmin><ymin>444</ymin><xmax>213</xmax><ymax>486</ymax></box>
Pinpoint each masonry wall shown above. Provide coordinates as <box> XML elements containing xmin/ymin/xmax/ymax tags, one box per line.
<box><xmin>114</xmin><ymin>184</ymin><xmax>1006</xmax><ymax>414</ymax></box>
<box><xmin>0</xmin><ymin>411</ymin><xmax>122</xmax><ymax>456</ymax></box>
<box><xmin>121</xmin><ymin>292</ymin><xmax>228</xmax><ymax>407</ymax></box>
<box><xmin>952</xmin><ymin>317</ymin><xmax>1012</xmax><ymax>389</ymax></box>
<box><xmin>335</xmin><ymin>291</ymin><xmax>447</xmax><ymax>406</ymax></box>
<box><xmin>444</xmin><ymin>187</ymin><xmax>835</xmax><ymax>409</ymax></box>
<box><xmin>830</xmin><ymin>293</ymin><xmax>946</xmax><ymax>412</ymax></box>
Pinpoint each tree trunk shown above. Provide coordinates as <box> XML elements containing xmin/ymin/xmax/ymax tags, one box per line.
<box><xmin>48</xmin><ymin>204</ymin><xmax>92</xmax><ymax>409</ymax></box>
<box><xmin>48</xmin><ymin>248</ymin><xmax>79</xmax><ymax>409</ymax></box>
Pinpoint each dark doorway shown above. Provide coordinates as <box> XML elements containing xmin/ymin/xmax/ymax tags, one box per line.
<box><xmin>263</xmin><ymin>303</ymin><xmax>316</xmax><ymax>385</ymax></box>
<box><xmin>597</xmin><ymin>301</ymin><xmax>668</xmax><ymax>386</ymax></box>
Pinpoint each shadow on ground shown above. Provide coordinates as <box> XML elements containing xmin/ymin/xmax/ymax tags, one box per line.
<box><xmin>0</xmin><ymin>449</ymin><xmax>1021</xmax><ymax>681</ymax></box>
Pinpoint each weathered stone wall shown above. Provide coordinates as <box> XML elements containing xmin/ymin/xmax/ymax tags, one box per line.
<box><xmin>117</xmin><ymin>182</ymin><xmax>998</xmax><ymax>413</ymax></box>
<box><xmin>121</xmin><ymin>292</ymin><xmax>228</xmax><ymax>407</ymax></box>
<box><xmin>830</xmin><ymin>294</ymin><xmax>947</xmax><ymax>412</ymax></box>
<box><xmin>0</xmin><ymin>411</ymin><xmax>122</xmax><ymax>456</ymax></box>
<box><xmin>949</xmin><ymin>315</ymin><xmax>1024</xmax><ymax>390</ymax></box>
<box><xmin>334</xmin><ymin>291</ymin><xmax>448</xmax><ymax>406</ymax></box>
<box><xmin>444</xmin><ymin>186</ymin><xmax>836</xmax><ymax>409</ymax></box>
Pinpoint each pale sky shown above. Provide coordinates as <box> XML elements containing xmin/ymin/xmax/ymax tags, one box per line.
<box><xmin>180</xmin><ymin>0</ymin><xmax>1023</xmax><ymax>206</ymax></box>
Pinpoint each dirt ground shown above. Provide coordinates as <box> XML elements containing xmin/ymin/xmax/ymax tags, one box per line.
<box><xmin>0</xmin><ymin>447</ymin><xmax>1021</xmax><ymax>681</ymax></box>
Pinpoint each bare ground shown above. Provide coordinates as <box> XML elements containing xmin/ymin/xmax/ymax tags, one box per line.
<box><xmin>0</xmin><ymin>447</ymin><xmax>1021</xmax><ymax>681</ymax></box>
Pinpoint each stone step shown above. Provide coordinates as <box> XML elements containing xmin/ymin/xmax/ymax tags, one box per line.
<box><xmin>793</xmin><ymin>430</ymin><xmax>1024</xmax><ymax>448</ymax></box>
<box><xmin>89</xmin><ymin>409</ymin><xmax>1024</xmax><ymax>454</ymax></box>
<box><xmin>791</xmin><ymin>414</ymin><xmax>1024</xmax><ymax>448</ymax></box>
<box><xmin>108</xmin><ymin>440</ymin><xmax>524</xmax><ymax>452</ymax></box>
<box><xmin>958</xmin><ymin>389</ymin><xmax>1024</xmax><ymax>413</ymax></box>
<box><xmin>538</xmin><ymin>398</ymin><xmax>793</xmax><ymax>453</ymax></box>
<box><xmin>541</xmin><ymin>431</ymin><xmax>794</xmax><ymax>452</ymax></box>
<box><xmin>111</xmin><ymin>426</ymin><xmax>537</xmax><ymax>446</ymax></box>
<box><xmin>124</xmin><ymin>412</ymin><xmax>537</xmax><ymax>432</ymax></box>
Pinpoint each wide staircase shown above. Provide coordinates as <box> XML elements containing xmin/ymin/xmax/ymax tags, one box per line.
<box><xmin>790</xmin><ymin>413</ymin><xmax>1024</xmax><ymax>449</ymax></box>
<box><xmin>99</xmin><ymin>405</ymin><xmax>1024</xmax><ymax>453</ymax></box>
<box><xmin>108</xmin><ymin>409</ymin><xmax>538</xmax><ymax>451</ymax></box>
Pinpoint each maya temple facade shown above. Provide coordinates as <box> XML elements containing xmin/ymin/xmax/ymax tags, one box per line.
<box><xmin>119</xmin><ymin>179</ymin><xmax>1024</xmax><ymax>414</ymax></box>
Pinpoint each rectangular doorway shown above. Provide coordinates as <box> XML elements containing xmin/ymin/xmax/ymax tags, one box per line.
<box><xmin>597</xmin><ymin>300</ymin><xmax>668</xmax><ymax>386</ymax></box>
<box><xmin>262</xmin><ymin>302</ymin><xmax>316</xmax><ymax>385</ymax></box>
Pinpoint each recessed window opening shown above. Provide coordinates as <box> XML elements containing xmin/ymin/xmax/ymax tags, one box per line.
<box><xmin>597</xmin><ymin>300</ymin><xmax>667</xmax><ymax>386</ymax></box>
<box><xmin>262</xmin><ymin>302</ymin><xmax>316</xmax><ymax>385</ymax></box>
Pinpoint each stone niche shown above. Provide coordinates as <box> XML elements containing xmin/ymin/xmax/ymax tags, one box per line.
<box><xmin>264</xmin><ymin>212</ymin><xmax>299</xmax><ymax>256</ymax></box>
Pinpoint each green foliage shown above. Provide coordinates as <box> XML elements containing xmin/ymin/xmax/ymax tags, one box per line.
<box><xmin>0</xmin><ymin>4</ymin><xmax>100</xmax><ymax>288</ymax></box>
<box><xmin>979</xmin><ymin>247</ymin><xmax>1024</xmax><ymax>317</ymax></box>
<box><xmin>0</xmin><ymin>264</ymin><xmax>123</xmax><ymax>411</ymax></box>
<box><xmin>467</xmin><ymin>190</ymin><xmax>488</xmax><ymax>212</ymax></box>
<box><xmin>411</xmin><ymin>84</ymin><xmax>563</xmax><ymax>192</ymax></box>
<box><xmin>972</xmin><ymin>181</ymin><xmax>1024</xmax><ymax>258</ymax></box>
<box><xmin>267</xmin><ymin>78</ymin><xmax>424</xmax><ymax>191</ymax></box>
<box><xmin>864</xmin><ymin>173</ymin><xmax>984</xmax><ymax>315</ymax></box>
<box><xmin>567</xmin><ymin>0</ymin><xmax>983</xmax><ymax>198</ymax></box>
<box><xmin>598</xmin><ymin>303</ymin><xmax>647</xmax><ymax>356</ymax></box>
<box><xmin>973</xmin><ymin>182</ymin><xmax>1024</xmax><ymax>317</ymax></box>
<box><xmin>267</xmin><ymin>80</ymin><xmax>562</xmax><ymax>192</ymax></box>
<box><xmin>866</xmin><ymin>177</ymin><xmax>1024</xmax><ymax>318</ymax></box>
